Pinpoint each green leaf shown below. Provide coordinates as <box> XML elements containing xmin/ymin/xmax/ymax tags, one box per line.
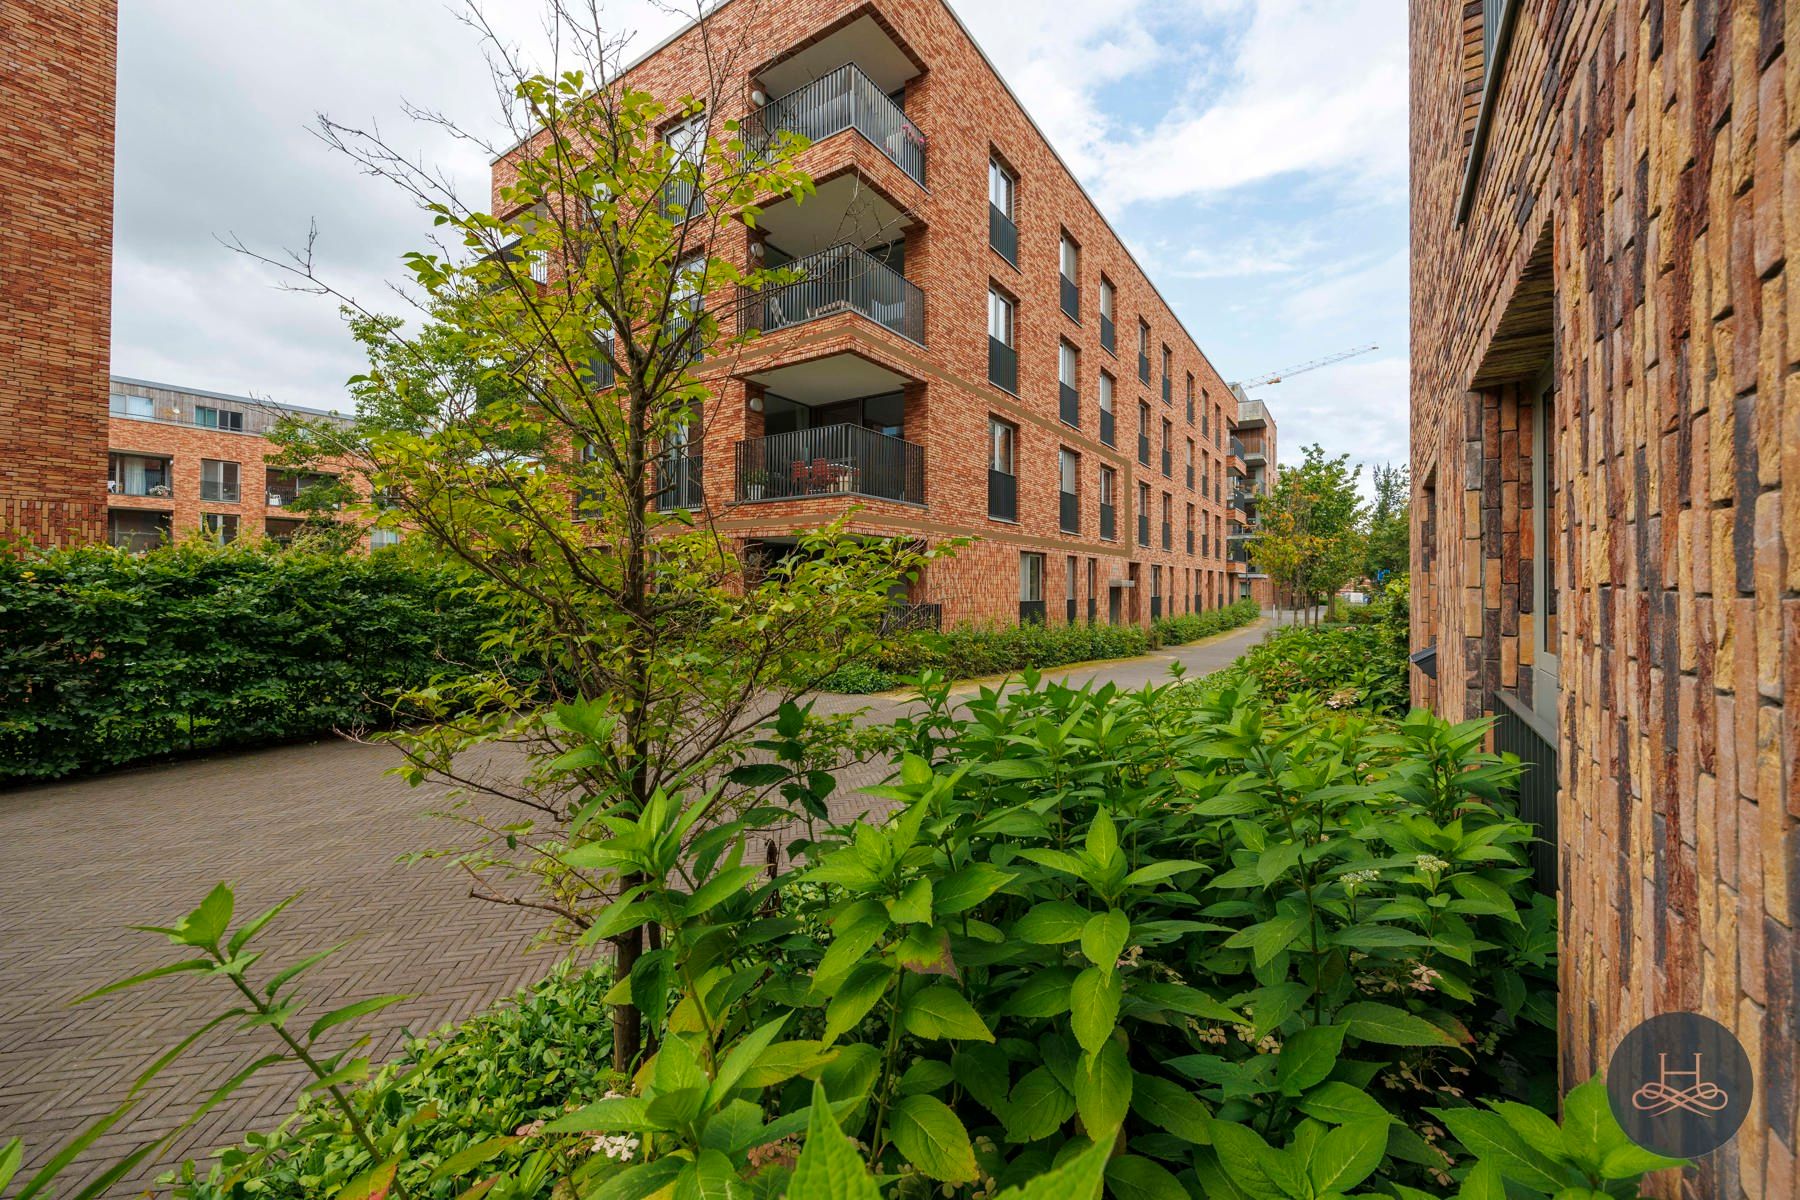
<box><xmin>888</xmin><ymin>1094</ymin><xmax>979</xmax><ymax>1183</ymax></box>
<box><xmin>170</xmin><ymin>883</ymin><xmax>235</xmax><ymax>951</ymax></box>
<box><xmin>587</xmin><ymin>1158</ymin><xmax>688</xmax><ymax>1200</ymax></box>
<box><xmin>738</xmin><ymin>1040</ymin><xmax>837</xmax><ymax>1089</ymax></box>
<box><xmin>1069</xmin><ymin>1038</ymin><xmax>1131</xmax><ymax>1137</ymax></box>
<box><xmin>701</xmin><ymin>1100</ymin><xmax>764</xmax><ymax>1155</ymax></box>
<box><xmin>1105</xmin><ymin>1155</ymin><xmax>1189</xmax><ymax>1200</ymax></box>
<box><xmin>822</xmin><ymin>962</ymin><xmax>892</xmax><ymax>1043</ymax></box>
<box><xmin>1013</xmin><ymin>900</ymin><xmax>1090</xmax><ymax>944</ymax></box>
<box><xmin>1080</xmin><ymin>910</ymin><xmax>1131</xmax><ymax>970</ymax></box>
<box><xmin>1003</xmin><ymin>967</ymin><xmax>1077</xmax><ymax>1018</ymax></box>
<box><xmin>1129</xmin><ymin>1072</ymin><xmax>1212</xmax><ymax>1144</ymax></box>
<box><xmin>1336</xmin><ymin>1001</ymin><xmax>1459</xmax><ymax>1047</ymax></box>
<box><xmin>1085</xmin><ymin>809</ymin><xmax>1120</xmax><ymax>866</ymax></box>
<box><xmin>674</xmin><ymin>1148</ymin><xmax>746</xmax><ymax>1200</ymax></box>
<box><xmin>989</xmin><ymin>1137</ymin><xmax>1110</xmax><ymax>1200</ymax></box>
<box><xmin>227</xmin><ymin>892</ymin><xmax>301</xmax><ymax>956</ymax></box>
<box><xmin>1069</xmin><ymin>967</ymin><xmax>1122</xmax><ymax>1055</ymax></box>
<box><xmin>1559</xmin><ymin>1075</ymin><xmax>1625</xmax><ymax>1165</ymax></box>
<box><xmin>682</xmin><ymin>864</ymin><xmax>762</xmax><ymax>919</ymax></box>
<box><xmin>1308</xmin><ymin>1119</ymin><xmax>1387</xmax><ymax>1194</ymax></box>
<box><xmin>544</xmin><ymin>1096</ymin><xmax>655</xmax><ymax>1134</ymax></box>
<box><xmin>333</xmin><ymin>1159</ymin><xmax>399</xmax><ymax>1200</ymax></box>
<box><xmin>1127</xmin><ymin>979</ymin><xmax>1245</xmax><ymax>1024</ymax></box>
<box><xmin>902</xmin><ymin>985</ymin><xmax>994</xmax><ymax>1042</ymax></box>
<box><xmin>1121</xmin><ymin>860</ymin><xmax>1207</xmax><ymax>888</ymax></box>
<box><xmin>708</xmin><ymin>1014</ymin><xmax>791</xmax><ymax>1103</ymax></box>
<box><xmin>1229</xmin><ymin>912</ymin><xmax>1308</xmax><ymax>968</ymax></box>
<box><xmin>306</xmin><ymin>994</ymin><xmax>408</xmax><ymax>1043</ymax></box>
<box><xmin>785</xmin><ymin>1083</ymin><xmax>880</xmax><ymax>1200</ymax></box>
<box><xmin>885</xmin><ymin>877</ymin><xmax>933</xmax><ymax>925</ymax></box>
<box><xmin>814</xmin><ymin>900</ymin><xmax>890</xmax><ymax>986</ymax></box>
<box><xmin>1275</xmin><ymin>1024</ymin><xmax>1346</xmax><ymax>1096</ymax></box>
<box><xmin>952</xmin><ymin>1045</ymin><xmax>1012</xmax><ymax>1120</ymax></box>
<box><xmin>1296</xmin><ymin>1081</ymin><xmax>1390</xmax><ymax>1126</ymax></box>
<box><xmin>1455</xmin><ymin>1160</ymin><xmax>1508</xmax><ymax>1200</ymax></box>
<box><xmin>1598</xmin><ymin>1142</ymin><xmax>1688</xmax><ymax>1180</ymax></box>
<box><xmin>429</xmin><ymin>1137</ymin><xmax>518</xmax><ymax>1184</ymax></box>
<box><xmin>1207</xmin><ymin>1121</ymin><xmax>1287</xmax><ymax>1200</ymax></box>
<box><xmin>1432</xmin><ymin>1107</ymin><xmax>1566</xmax><ymax>1193</ymax></box>
<box><xmin>934</xmin><ymin>863</ymin><xmax>1014</xmax><ymax>914</ymax></box>
<box><xmin>0</xmin><ymin>1140</ymin><xmax>19</xmax><ymax>1190</ymax></box>
<box><xmin>1004</xmin><ymin>1067</ymin><xmax>1076</xmax><ymax>1142</ymax></box>
<box><xmin>73</xmin><ymin>958</ymin><xmax>215</xmax><ymax>1004</ymax></box>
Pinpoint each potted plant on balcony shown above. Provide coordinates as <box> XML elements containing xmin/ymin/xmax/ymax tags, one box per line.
<box><xmin>743</xmin><ymin>468</ymin><xmax>769</xmax><ymax>501</ymax></box>
<box><xmin>148</xmin><ymin>483</ymin><xmax>172</xmax><ymax>498</ymax></box>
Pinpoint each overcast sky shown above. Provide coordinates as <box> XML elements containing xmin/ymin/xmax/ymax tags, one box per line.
<box><xmin>113</xmin><ymin>0</ymin><xmax>1408</xmax><ymax>473</ymax></box>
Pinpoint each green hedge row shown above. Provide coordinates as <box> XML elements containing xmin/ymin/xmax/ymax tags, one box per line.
<box><xmin>1207</xmin><ymin>580</ymin><xmax>1411</xmax><ymax>714</ymax></box>
<box><xmin>0</xmin><ymin>543</ymin><xmax>498</xmax><ymax>783</ymax></box>
<box><xmin>823</xmin><ymin>598</ymin><xmax>1261</xmax><ymax>694</ymax></box>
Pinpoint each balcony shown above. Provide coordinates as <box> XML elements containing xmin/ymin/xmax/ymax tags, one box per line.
<box><xmin>108</xmin><ymin>509</ymin><xmax>170</xmax><ymax>552</ymax></box>
<box><xmin>655</xmin><ymin>454</ymin><xmax>704</xmax><ymax>511</ymax></box>
<box><xmin>1060</xmin><ymin>490</ymin><xmax>1079</xmax><ymax>534</ymax></box>
<box><xmin>267</xmin><ymin>471</ymin><xmax>338</xmax><ymax>509</ymax></box>
<box><xmin>1099</xmin><ymin>503</ymin><xmax>1116</xmax><ymax>541</ymax></box>
<box><xmin>734</xmin><ymin>424</ymin><xmax>923</xmax><ymax>505</ymax></box>
<box><xmin>1059</xmin><ymin>382</ymin><xmax>1079</xmax><ymax>427</ymax></box>
<box><xmin>1060</xmin><ymin>275</ymin><xmax>1080</xmax><ymax>321</ymax></box>
<box><xmin>989</xmin><ymin>337</ymin><xmax>1018</xmax><ymax>394</ymax></box>
<box><xmin>990</xmin><ymin>205</ymin><xmax>1019</xmax><ymax>267</ymax></box>
<box><xmin>108</xmin><ymin>453</ymin><xmax>173</xmax><ymax>499</ymax></box>
<box><xmin>745</xmin><ymin>63</ymin><xmax>926</xmax><ymax>187</ymax></box>
<box><xmin>989</xmin><ymin>469</ymin><xmax>1018</xmax><ymax>521</ymax></box>
<box><xmin>743</xmin><ymin>243</ymin><xmax>924</xmax><ymax>345</ymax></box>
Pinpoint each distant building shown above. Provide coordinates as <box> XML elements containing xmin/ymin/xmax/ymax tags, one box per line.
<box><xmin>1227</xmin><ymin>390</ymin><xmax>1277</xmax><ymax>608</ymax></box>
<box><xmin>0</xmin><ymin>0</ymin><xmax>117</xmax><ymax>547</ymax></box>
<box><xmin>106</xmin><ymin>377</ymin><xmax>372</xmax><ymax>551</ymax></box>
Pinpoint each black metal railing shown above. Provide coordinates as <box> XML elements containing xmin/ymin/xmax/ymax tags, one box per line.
<box><xmin>654</xmin><ymin>454</ymin><xmax>704</xmax><ymax>510</ymax></box>
<box><xmin>1100</xmin><ymin>314</ymin><xmax>1115</xmax><ymax>353</ymax></box>
<box><xmin>989</xmin><ymin>337</ymin><xmax>1018</xmax><ymax>393</ymax></box>
<box><xmin>1162</xmin><ymin>376</ymin><xmax>1172</xmax><ymax>404</ymax></box>
<box><xmin>1495</xmin><ymin>694</ymin><xmax>1559</xmax><ymax>895</ymax></box>
<box><xmin>881</xmin><ymin>602</ymin><xmax>943</xmax><ymax>634</ymax></box>
<box><xmin>1151</xmin><ymin>596</ymin><xmax>1163</xmax><ymax>620</ymax></box>
<box><xmin>1138</xmin><ymin>511</ymin><xmax>1150</xmax><ymax>546</ymax></box>
<box><xmin>589</xmin><ymin>331</ymin><xmax>617</xmax><ymax>389</ymax></box>
<box><xmin>1162</xmin><ymin>522</ymin><xmax>1172</xmax><ymax>551</ymax></box>
<box><xmin>1060</xmin><ymin>490</ymin><xmax>1079</xmax><ymax>533</ymax></box>
<box><xmin>735</xmin><ymin>424</ymin><xmax>924</xmax><ymax>505</ymax></box>
<box><xmin>742</xmin><ymin>243</ymin><xmax>924</xmax><ymax>344</ymax></box>
<box><xmin>744</xmin><ymin>63</ymin><xmax>927</xmax><ymax>185</ymax></box>
<box><xmin>990</xmin><ymin>205</ymin><xmax>1018</xmax><ymax>265</ymax></box>
<box><xmin>1187</xmin><ymin>530</ymin><xmax>1195</xmax><ymax>554</ymax></box>
<box><xmin>1138</xmin><ymin>352</ymin><xmax>1150</xmax><ymax>384</ymax></box>
<box><xmin>1137</xmin><ymin>431</ymin><xmax>1150</xmax><ymax>466</ymax></box>
<box><xmin>989</xmin><ymin>469</ymin><xmax>1018</xmax><ymax>521</ymax></box>
<box><xmin>1099</xmin><ymin>503</ymin><xmax>1116</xmax><ymax>541</ymax></box>
<box><xmin>1019</xmin><ymin>600</ymin><xmax>1047</xmax><ymax>626</ymax></box>
<box><xmin>1088</xmin><ymin>595</ymin><xmax>1098</xmax><ymax>623</ymax></box>
<box><xmin>1186</xmin><ymin>465</ymin><xmax>1195</xmax><ymax>489</ymax></box>
<box><xmin>1067</xmin><ymin>597</ymin><xmax>1077</xmax><ymax>623</ymax></box>
<box><xmin>1161</xmin><ymin>446</ymin><xmax>1172</xmax><ymax>476</ymax></box>
<box><xmin>1100</xmin><ymin>409</ymin><xmax>1115</xmax><ymax>447</ymax></box>
<box><xmin>1060</xmin><ymin>275</ymin><xmax>1079</xmax><ymax>320</ymax></box>
<box><xmin>1059</xmin><ymin>382</ymin><xmax>1079</xmax><ymax>426</ymax></box>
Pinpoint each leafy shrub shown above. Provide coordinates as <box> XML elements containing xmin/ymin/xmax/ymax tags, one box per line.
<box><xmin>1212</xmin><ymin>579</ymin><xmax>1409</xmax><ymax>714</ymax></box>
<box><xmin>822</xmin><ymin>601</ymin><xmax>1259</xmax><ymax>694</ymax></box>
<box><xmin>0</xmin><ymin>541</ymin><xmax>499</xmax><ymax>782</ymax></box>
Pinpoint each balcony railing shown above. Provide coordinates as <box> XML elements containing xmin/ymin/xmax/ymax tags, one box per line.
<box><xmin>1019</xmin><ymin>600</ymin><xmax>1047</xmax><ymax>626</ymax></box>
<box><xmin>1059</xmin><ymin>382</ymin><xmax>1079</xmax><ymax>426</ymax></box>
<box><xmin>1231</xmin><ymin>436</ymin><xmax>1248</xmax><ymax>459</ymax></box>
<box><xmin>108</xmin><ymin>458</ymin><xmax>173</xmax><ymax>498</ymax></box>
<box><xmin>1495</xmin><ymin>693</ymin><xmax>1559</xmax><ymax>895</ymax></box>
<box><xmin>882</xmin><ymin>602</ymin><xmax>943</xmax><ymax>634</ymax></box>
<box><xmin>1186</xmin><ymin>465</ymin><xmax>1195</xmax><ymax>489</ymax></box>
<box><xmin>1151</xmin><ymin>596</ymin><xmax>1163</xmax><ymax>620</ymax></box>
<box><xmin>1162</xmin><ymin>522</ymin><xmax>1172</xmax><ymax>551</ymax></box>
<box><xmin>743</xmin><ymin>243</ymin><xmax>924</xmax><ymax>345</ymax></box>
<box><xmin>654</xmin><ymin>454</ymin><xmax>704</xmax><ymax>511</ymax></box>
<box><xmin>1100</xmin><ymin>314</ymin><xmax>1115</xmax><ymax>354</ymax></box>
<box><xmin>990</xmin><ymin>205</ymin><xmax>1019</xmax><ymax>266</ymax></box>
<box><xmin>1060</xmin><ymin>275</ymin><xmax>1080</xmax><ymax>321</ymax></box>
<box><xmin>734</xmin><ymin>424</ymin><xmax>923</xmax><ymax>505</ymax></box>
<box><xmin>1138</xmin><ymin>511</ymin><xmax>1150</xmax><ymax>546</ymax></box>
<box><xmin>1161</xmin><ymin>447</ymin><xmax>1172</xmax><ymax>476</ymax></box>
<box><xmin>988</xmin><ymin>469</ymin><xmax>1018</xmax><ymax>521</ymax></box>
<box><xmin>1138</xmin><ymin>352</ymin><xmax>1150</xmax><ymax>384</ymax></box>
<box><xmin>1137</xmin><ymin>431</ymin><xmax>1150</xmax><ymax>466</ymax></box>
<box><xmin>1099</xmin><ymin>503</ymin><xmax>1115</xmax><ymax>541</ymax></box>
<box><xmin>1100</xmin><ymin>408</ymin><xmax>1115</xmax><ymax>447</ymax></box>
<box><xmin>989</xmin><ymin>337</ymin><xmax>1018</xmax><ymax>393</ymax></box>
<box><xmin>1162</xmin><ymin>376</ymin><xmax>1172</xmax><ymax>404</ymax></box>
<box><xmin>1060</xmin><ymin>490</ymin><xmax>1079</xmax><ymax>534</ymax></box>
<box><xmin>745</xmin><ymin>63</ymin><xmax>926</xmax><ymax>186</ymax></box>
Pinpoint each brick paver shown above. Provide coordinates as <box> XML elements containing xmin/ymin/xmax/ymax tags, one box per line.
<box><xmin>0</xmin><ymin>620</ymin><xmax>1274</xmax><ymax>1196</ymax></box>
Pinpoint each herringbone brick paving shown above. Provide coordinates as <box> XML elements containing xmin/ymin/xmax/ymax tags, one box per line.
<box><xmin>0</xmin><ymin>621</ymin><xmax>1273</xmax><ymax>1196</ymax></box>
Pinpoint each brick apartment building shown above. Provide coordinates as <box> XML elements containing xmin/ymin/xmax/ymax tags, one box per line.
<box><xmin>502</xmin><ymin>0</ymin><xmax>1245</xmax><ymax>629</ymax></box>
<box><xmin>1412</xmin><ymin>2</ymin><xmax>1796</xmax><ymax>1194</ymax></box>
<box><xmin>1228</xmin><ymin>389</ymin><xmax>1278</xmax><ymax>609</ymax></box>
<box><xmin>0</xmin><ymin>0</ymin><xmax>116</xmax><ymax>548</ymax></box>
<box><xmin>105</xmin><ymin>377</ymin><xmax>368</xmax><ymax>551</ymax></box>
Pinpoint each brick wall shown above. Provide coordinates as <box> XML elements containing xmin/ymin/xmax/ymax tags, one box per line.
<box><xmin>1411</xmin><ymin>3</ymin><xmax>1798</xmax><ymax>1195</ymax></box>
<box><xmin>0</xmin><ymin>0</ymin><xmax>116</xmax><ymax>547</ymax></box>
<box><xmin>495</xmin><ymin>0</ymin><xmax>1241</xmax><ymax>628</ymax></box>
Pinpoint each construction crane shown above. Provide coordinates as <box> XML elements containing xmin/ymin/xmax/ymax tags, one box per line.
<box><xmin>1237</xmin><ymin>344</ymin><xmax>1379</xmax><ymax>389</ymax></box>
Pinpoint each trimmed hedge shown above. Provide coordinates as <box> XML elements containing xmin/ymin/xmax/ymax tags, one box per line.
<box><xmin>823</xmin><ymin>598</ymin><xmax>1260</xmax><ymax>694</ymax></box>
<box><xmin>0</xmin><ymin>542</ymin><xmax>497</xmax><ymax>783</ymax></box>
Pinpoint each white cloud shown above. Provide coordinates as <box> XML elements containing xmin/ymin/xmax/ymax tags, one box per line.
<box><xmin>1258</xmin><ymin>355</ymin><xmax>1411</xmax><ymax>480</ymax></box>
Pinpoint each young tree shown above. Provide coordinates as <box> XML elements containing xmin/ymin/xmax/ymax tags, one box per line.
<box><xmin>1364</xmin><ymin>462</ymin><xmax>1410</xmax><ymax>583</ymax></box>
<box><xmin>253</xmin><ymin>4</ymin><xmax>937</xmax><ymax>1068</ymax></box>
<box><xmin>1254</xmin><ymin>445</ymin><xmax>1365</xmax><ymax>625</ymax></box>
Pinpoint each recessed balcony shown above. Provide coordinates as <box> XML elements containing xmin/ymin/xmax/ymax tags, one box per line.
<box><xmin>734</xmin><ymin>423</ymin><xmax>923</xmax><ymax>506</ymax></box>
<box><xmin>745</xmin><ymin>62</ymin><xmax>925</xmax><ymax>187</ymax></box>
<box><xmin>742</xmin><ymin>241</ymin><xmax>923</xmax><ymax>346</ymax></box>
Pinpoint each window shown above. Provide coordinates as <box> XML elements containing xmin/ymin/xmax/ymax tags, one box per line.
<box><xmin>1098</xmin><ymin>371</ymin><xmax>1115</xmax><ymax>447</ymax></box>
<box><xmin>1137</xmin><ymin>481</ymin><xmax>1151</xmax><ymax>547</ymax></box>
<box><xmin>1161</xmin><ymin>492</ymin><xmax>1173</xmax><ymax>550</ymax></box>
<box><xmin>1150</xmin><ymin>564</ymin><xmax>1163</xmax><ymax>619</ymax></box>
<box><xmin>200</xmin><ymin>459</ymin><xmax>239</xmax><ymax>503</ymax></box>
<box><xmin>663</xmin><ymin>111</ymin><xmax>707</xmax><ymax>218</ymax></box>
<box><xmin>200</xmin><ymin>513</ymin><xmax>240</xmax><ymax>545</ymax></box>
<box><xmin>1059</xmin><ymin>233</ymin><xmax>1080</xmax><ymax>320</ymax></box>
<box><xmin>1087</xmin><ymin>557</ymin><xmax>1098</xmax><ymax>623</ymax></box>
<box><xmin>1201</xmin><ymin>391</ymin><xmax>1210</xmax><ymax>436</ymax></box>
<box><xmin>195</xmin><ymin>405</ymin><xmax>244</xmax><ymax>432</ymax></box>
<box><xmin>1098</xmin><ymin>277</ymin><xmax>1116</xmax><ymax>353</ymax></box>
<box><xmin>1019</xmin><ymin>552</ymin><xmax>1046</xmax><ymax>625</ymax></box>
<box><xmin>1186</xmin><ymin>503</ymin><xmax>1197</xmax><ymax>554</ymax></box>
<box><xmin>371</xmin><ymin>527</ymin><xmax>402</xmax><ymax>549</ymax></box>
<box><xmin>1160</xmin><ymin>418</ymin><xmax>1173</xmax><ymax>476</ymax></box>
<box><xmin>1214</xmin><ymin>403</ymin><xmax>1224</xmax><ymax>447</ymax></box>
<box><xmin>1059</xmin><ymin>448</ymin><xmax>1079</xmax><ymax>533</ymax></box>
<box><xmin>988</xmin><ymin>288</ymin><xmax>1018</xmax><ymax>392</ymax></box>
<box><xmin>1137</xmin><ymin>401</ymin><xmax>1152</xmax><ymax>466</ymax></box>
<box><xmin>113</xmin><ymin>392</ymin><xmax>154</xmax><ymax>419</ymax></box>
<box><xmin>1099</xmin><ymin>465</ymin><xmax>1117</xmax><ymax>540</ymax></box>
<box><xmin>1160</xmin><ymin>345</ymin><xmax>1173</xmax><ymax>403</ymax></box>
<box><xmin>989</xmin><ymin>158</ymin><xmax>1018</xmax><ymax>265</ymax></box>
<box><xmin>988</xmin><ymin>416</ymin><xmax>1018</xmax><ymax>521</ymax></box>
<box><xmin>108</xmin><ymin>453</ymin><xmax>172</xmax><ymax>498</ymax></box>
<box><xmin>1137</xmin><ymin>321</ymin><xmax>1151</xmax><ymax>383</ymax></box>
<box><xmin>1186</xmin><ymin>374</ymin><xmax>1196</xmax><ymax>424</ymax></box>
<box><xmin>1066</xmin><ymin>555</ymin><xmax>1079</xmax><ymax>623</ymax></box>
<box><xmin>1057</xmin><ymin>340</ymin><xmax>1080</xmax><ymax>426</ymax></box>
<box><xmin>1185</xmin><ymin>439</ymin><xmax>1195</xmax><ymax>489</ymax></box>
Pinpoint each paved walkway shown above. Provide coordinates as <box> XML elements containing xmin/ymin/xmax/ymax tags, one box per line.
<box><xmin>0</xmin><ymin>620</ymin><xmax>1275</xmax><ymax>1196</ymax></box>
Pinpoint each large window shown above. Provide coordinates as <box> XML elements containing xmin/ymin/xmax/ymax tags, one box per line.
<box><xmin>1099</xmin><ymin>277</ymin><xmax>1116</xmax><ymax>352</ymax></box>
<box><xmin>195</xmin><ymin>405</ymin><xmax>244</xmax><ymax>432</ymax></box>
<box><xmin>989</xmin><ymin>158</ymin><xmax>1016</xmax><ymax>219</ymax></box>
<box><xmin>988</xmin><ymin>416</ymin><xmax>1018</xmax><ymax>521</ymax></box>
<box><xmin>1137</xmin><ymin>401</ymin><xmax>1151</xmax><ymax>466</ymax></box>
<box><xmin>1066</xmin><ymin>555</ymin><xmax>1079</xmax><ymax>623</ymax></box>
<box><xmin>1098</xmin><ymin>465</ymin><xmax>1117</xmax><ymax>540</ymax></box>
<box><xmin>200</xmin><ymin>459</ymin><xmax>240</xmax><ymax>503</ymax></box>
<box><xmin>200</xmin><ymin>513</ymin><xmax>240</xmax><ymax>545</ymax></box>
<box><xmin>1098</xmin><ymin>371</ymin><xmax>1115</xmax><ymax>447</ymax></box>
<box><xmin>1137</xmin><ymin>481</ymin><xmax>1151</xmax><ymax>547</ymax></box>
<box><xmin>1059</xmin><ymin>233</ymin><xmax>1080</xmax><ymax>320</ymax></box>
<box><xmin>108</xmin><ymin>453</ymin><xmax>172</xmax><ymax>498</ymax></box>
<box><xmin>1160</xmin><ymin>418</ymin><xmax>1173</xmax><ymax>476</ymax></box>
<box><xmin>1059</xmin><ymin>340</ymin><xmax>1080</xmax><ymax>426</ymax></box>
<box><xmin>1019</xmin><ymin>552</ymin><xmax>1046</xmax><ymax>625</ymax></box>
<box><xmin>1058</xmin><ymin>447</ymin><xmax>1079</xmax><ymax>533</ymax></box>
<box><xmin>989</xmin><ymin>158</ymin><xmax>1018</xmax><ymax>265</ymax></box>
<box><xmin>1137</xmin><ymin>320</ymin><xmax>1151</xmax><ymax>383</ymax></box>
<box><xmin>988</xmin><ymin>287</ymin><xmax>1018</xmax><ymax>392</ymax></box>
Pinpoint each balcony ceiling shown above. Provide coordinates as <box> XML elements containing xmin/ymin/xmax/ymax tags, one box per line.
<box><xmin>758</xmin><ymin>16</ymin><xmax>922</xmax><ymax>98</ymax></box>
<box><xmin>749</xmin><ymin>353</ymin><xmax>911</xmax><ymax>406</ymax></box>
<box><xmin>760</xmin><ymin>173</ymin><xmax>911</xmax><ymax>259</ymax></box>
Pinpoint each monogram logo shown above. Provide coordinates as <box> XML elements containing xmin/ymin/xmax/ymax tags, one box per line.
<box><xmin>1608</xmin><ymin>1012</ymin><xmax>1751</xmax><ymax>1159</ymax></box>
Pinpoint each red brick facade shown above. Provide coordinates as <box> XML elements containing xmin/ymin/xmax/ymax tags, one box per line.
<box><xmin>0</xmin><ymin>0</ymin><xmax>116</xmax><ymax>548</ymax></box>
<box><xmin>500</xmin><ymin>0</ymin><xmax>1242</xmax><ymax>628</ymax></box>
<box><xmin>1412</xmin><ymin>3</ymin><xmax>1797</xmax><ymax>1194</ymax></box>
